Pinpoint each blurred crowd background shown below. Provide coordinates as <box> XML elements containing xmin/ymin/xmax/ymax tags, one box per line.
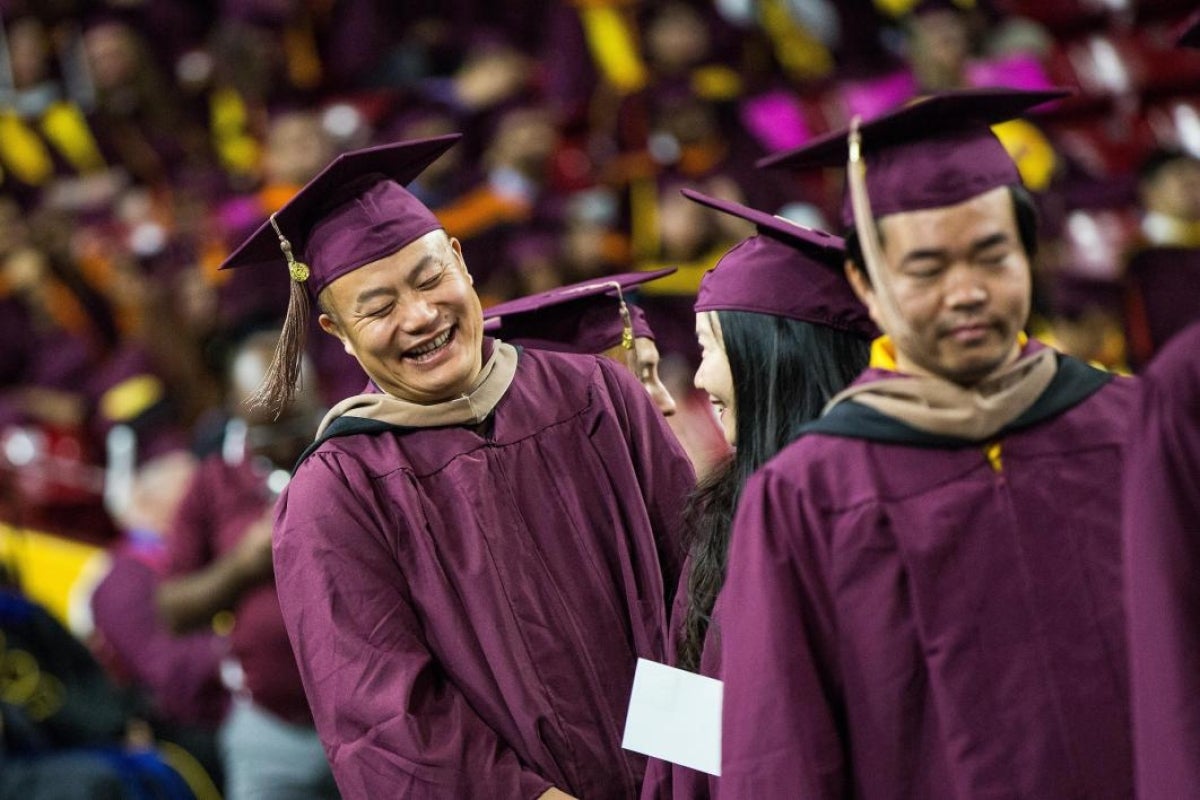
<box><xmin>2</xmin><ymin>0</ymin><xmax>1200</xmax><ymax>797</ymax></box>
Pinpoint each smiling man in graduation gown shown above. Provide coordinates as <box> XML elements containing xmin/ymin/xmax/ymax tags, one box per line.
<box><xmin>717</xmin><ymin>89</ymin><xmax>1139</xmax><ymax>798</ymax></box>
<box><xmin>219</xmin><ymin>135</ymin><xmax>695</xmax><ymax>800</ymax></box>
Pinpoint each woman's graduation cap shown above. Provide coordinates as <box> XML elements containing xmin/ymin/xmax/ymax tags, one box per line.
<box><xmin>218</xmin><ymin>134</ymin><xmax>461</xmax><ymax>412</ymax></box>
<box><xmin>482</xmin><ymin>268</ymin><xmax>676</xmax><ymax>354</ymax></box>
<box><xmin>683</xmin><ymin>190</ymin><xmax>877</xmax><ymax>340</ymax></box>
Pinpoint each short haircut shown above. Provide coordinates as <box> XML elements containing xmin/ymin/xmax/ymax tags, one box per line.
<box><xmin>844</xmin><ymin>183</ymin><xmax>1039</xmax><ymax>284</ymax></box>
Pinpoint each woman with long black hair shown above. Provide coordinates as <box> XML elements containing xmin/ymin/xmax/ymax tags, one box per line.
<box><xmin>642</xmin><ymin>191</ymin><xmax>877</xmax><ymax>800</ymax></box>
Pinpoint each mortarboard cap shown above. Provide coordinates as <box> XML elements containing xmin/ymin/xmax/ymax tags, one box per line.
<box><xmin>1177</xmin><ymin>9</ymin><xmax>1200</xmax><ymax>49</ymax></box>
<box><xmin>1046</xmin><ymin>272</ymin><xmax>1123</xmax><ymax>321</ymax></box>
<box><xmin>219</xmin><ymin>135</ymin><xmax>460</xmax><ymax>299</ymax></box>
<box><xmin>684</xmin><ymin>189</ymin><xmax>878</xmax><ymax>340</ymax></box>
<box><xmin>757</xmin><ymin>88</ymin><xmax>1070</xmax><ymax>226</ymax></box>
<box><xmin>482</xmin><ymin>269</ymin><xmax>675</xmax><ymax>354</ymax></box>
<box><xmin>218</xmin><ymin>135</ymin><xmax>460</xmax><ymax>414</ymax></box>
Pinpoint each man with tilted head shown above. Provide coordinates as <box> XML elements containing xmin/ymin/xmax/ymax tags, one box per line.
<box><xmin>220</xmin><ymin>136</ymin><xmax>694</xmax><ymax>800</ymax></box>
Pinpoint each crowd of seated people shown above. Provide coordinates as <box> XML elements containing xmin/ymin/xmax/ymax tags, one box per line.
<box><xmin>2</xmin><ymin>1</ymin><xmax>1199</xmax><ymax>796</ymax></box>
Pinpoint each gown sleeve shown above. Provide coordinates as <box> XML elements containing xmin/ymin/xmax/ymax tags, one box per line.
<box><xmin>273</xmin><ymin>451</ymin><xmax>555</xmax><ymax>800</ymax></box>
<box><xmin>1124</xmin><ymin>333</ymin><xmax>1200</xmax><ymax>800</ymax></box>
<box><xmin>596</xmin><ymin>358</ymin><xmax>696</xmax><ymax>604</ymax></box>
<box><xmin>165</xmin><ymin>466</ymin><xmax>215</xmax><ymax>576</ymax></box>
<box><xmin>718</xmin><ymin>465</ymin><xmax>848</xmax><ymax>798</ymax></box>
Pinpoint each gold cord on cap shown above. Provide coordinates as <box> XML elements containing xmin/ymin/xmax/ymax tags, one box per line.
<box><xmin>564</xmin><ymin>280</ymin><xmax>635</xmax><ymax>350</ymax></box>
<box><xmin>269</xmin><ymin>214</ymin><xmax>310</xmax><ymax>283</ymax></box>
<box><xmin>848</xmin><ymin>115</ymin><xmax>910</xmax><ymax>340</ymax></box>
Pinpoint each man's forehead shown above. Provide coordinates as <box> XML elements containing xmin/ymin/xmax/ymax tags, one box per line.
<box><xmin>324</xmin><ymin>231</ymin><xmax>450</xmax><ymax>297</ymax></box>
<box><xmin>879</xmin><ymin>186</ymin><xmax>1016</xmax><ymax>240</ymax></box>
<box><xmin>370</xmin><ymin>230</ymin><xmax>452</xmax><ymax>274</ymax></box>
<box><xmin>397</xmin><ymin>230</ymin><xmax>454</xmax><ymax>268</ymax></box>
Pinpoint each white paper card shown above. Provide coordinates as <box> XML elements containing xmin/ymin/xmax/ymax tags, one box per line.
<box><xmin>622</xmin><ymin>657</ymin><xmax>723</xmax><ymax>776</ymax></box>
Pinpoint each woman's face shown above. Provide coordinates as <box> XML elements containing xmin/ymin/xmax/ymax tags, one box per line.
<box><xmin>694</xmin><ymin>311</ymin><xmax>736</xmax><ymax>446</ymax></box>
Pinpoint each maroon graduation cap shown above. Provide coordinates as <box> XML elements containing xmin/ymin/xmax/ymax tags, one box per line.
<box><xmin>218</xmin><ymin>134</ymin><xmax>460</xmax><ymax>299</ymax></box>
<box><xmin>482</xmin><ymin>269</ymin><xmax>675</xmax><ymax>354</ymax></box>
<box><xmin>683</xmin><ymin>190</ymin><xmax>877</xmax><ymax>340</ymax></box>
<box><xmin>218</xmin><ymin>135</ymin><xmax>461</xmax><ymax>412</ymax></box>
<box><xmin>757</xmin><ymin>88</ymin><xmax>1070</xmax><ymax>226</ymax></box>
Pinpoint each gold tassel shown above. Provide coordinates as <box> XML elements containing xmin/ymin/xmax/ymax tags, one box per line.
<box><xmin>249</xmin><ymin>216</ymin><xmax>311</xmax><ymax>415</ymax></box>
<box><xmin>847</xmin><ymin>117</ymin><xmax>910</xmax><ymax>340</ymax></box>
<box><xmin>563</xmin><ymin>280</ymin><xmax>635</xmax><ymax>349</ymax></box>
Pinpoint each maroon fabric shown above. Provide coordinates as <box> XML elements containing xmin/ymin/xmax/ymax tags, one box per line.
<box><xmin>274</xmin><ymin>348</ymin><xmax>695</xmax><ymax>799</ymax></box>
<box><xmin>1047</xmin><ymin>273</ymin><xmax>1124</xmax><ymax>320</ymax></box>
<box><xmin>219</xmin><ymin>136</ymin><xmax>460</xmax><ymax>298</ymax></box>
<box><xmin>91</xmin><ymin>553</ymin><xmax>228</xmax><ymax>728</ymax></box>
<box><xmin>1124</xmin><ymin>322</ymin><xmax>1200</xmax><ymax>799</ymax></box>
<box><xmin>1125</xmin><ymin>245</ymin><xmax>1200</xmax><ymax>357</ymax></box>
<box><xmin>718</xmin><ymin>367</ymin><xmax>1138</xmax><ymax>798</ymax></box>
<box><xmin>167</xmin><ymin>456</ymin><xmax>311</xmax><ymax>725</ymax></box>
<box><xmin>482</xmin><ymin>269</ymin><xmax>674</xmax><ymax>353</ymax></box>
<box><xmin>30</xmin><ymin>332</ymin><xmax>94</xmax><ymax>392</ymax></box>
<box><xmin>484</xmin><ymin>301</ymin><xmax>654</xmax><ymax>354</ymax></box>
<box><xmin>640</xmin><ymin>559</ymin><xmax>721</xmax><ymax>800</ymax></box>
<box><xmin>756</xmin><ymin>88</ymin><xmax>1068</xmax><ymax>225</ymax></box>
<box><xmin>684</xmin><ymin>190</ymin><xmax>877</xmax><ymax>339</ymax></box>
<box><xmin>302</xmin><ymin>179</ymin><xmax>443</xmax><ymax>297</ymax></box>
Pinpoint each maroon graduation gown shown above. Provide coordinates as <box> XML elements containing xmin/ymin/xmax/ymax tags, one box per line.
<box><xmin>169</xmin><ymin>456</ymin><xmax>312</xmax><ymax>725</ymax></box>
<box><xmin>1126</xmin><ymin>245</ymin><xmax>1200</xmax><ymax>361</ymax></box>
<box><xmin>1124</xmin><ymin>321</ymin><xmax>1200</xmax><ymax>799</ymax></box>
<box><xmin>719</xmin><ymin>353</ymin><xmax>1138</xmax><ymax>798</ymax></box>
<box><xmin>90</xmin><ymin>552</ymin><xmax>228</xmax><ymax>728</ymax></box>
<box><xmin>640</xmin><ymin>558</ymin><xmax>722</xmax><ymax>800</ymax></box>
<box><xmin>275</xmin><ymin>348</ymin><xmax>694</xmax><ymax>799</ymax></box>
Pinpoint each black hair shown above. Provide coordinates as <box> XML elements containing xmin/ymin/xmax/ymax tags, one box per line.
<box><xmin>844</xmin><ymin>183</ymin><xmax>1040</xmax><ymax>284</ymax></box>
<box><xmin>677</xmin><ymin>311</ymin><xmax>870</xmax><ymax>671</ymax></box>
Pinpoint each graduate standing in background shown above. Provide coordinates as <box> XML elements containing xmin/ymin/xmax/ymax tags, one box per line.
<box><xmin>156</xmin><ymin>330</ymin><xmax>334</xmax><ymax>800</ymax></box>
<box><xmin>1123</xmin><ymin>147</ymin><xmax>1200</xmax><ymax>369</ymax></box>
<box><xmin>1123</xmin><ymin>320</ymin><xmax>1200</xmax><ymax>799</ymax></box>
<box><xmin>719</xmin><ymin>89</ymin><xmax>1139</xmax><ymax>798</ymax></box>
<box><xmin>220</xmin><ymin>135</ymin><xmax>695</xmax><ymax>800</ymax></box>
<box><xmin>640</xmin><ymin>190</ymin><xmax>874</xmax><ymax>800</ymax></box>
<box><xmin>481</xmin><ymin>268</ymin><xmax>679</xmax><ymax>417</ymax></box>
<box><xmin>1121</xmin><ymin>17</ymin><xmax>1200</xmax><ymax>798</ymax></box>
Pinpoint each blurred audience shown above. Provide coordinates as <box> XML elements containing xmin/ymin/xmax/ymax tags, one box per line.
<box><xmin>1126</xmin><ymin>148</ymin><xmax>1200</xmax><ymax>367</ymax></box>
<box><xmin>1</xmin><ymin>2</ymin><xmax>1199</xmax><ymax>793</ymax></box>
<box><xmin>155</xmin><ymin>332</ymin><xmax>334</xmax><ymax>800</ymax></box>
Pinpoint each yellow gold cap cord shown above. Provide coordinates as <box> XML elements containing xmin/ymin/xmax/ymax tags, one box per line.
<box><xmin>269</xmin><ymin>214</ymin><xmax>310</xmax><ymax>282</ymax></box>
<box><xmin>563</xmin><ymin>280</ymin><xmax>635</xmax><ymax>350</ymax></box>
<box><xmin>250</xmin><ymin>214</ymin><xmax>312</xmax><ymax>416</ymax></box>
<box><xmin>847</xmin><ymin>116</ymin><xmax>911</xmax><ymax>341</ymax></box>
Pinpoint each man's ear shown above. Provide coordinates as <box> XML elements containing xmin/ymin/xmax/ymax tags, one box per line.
<box><xmin>448</xmin><ymin>236</ymin><xmax>473</xmax><ymax>285</ymax></box>
<box><xmin>845</xmin><ymin>260</ymin><xmax>884</xmax><ymax>331</ymax></box>
<box><xmin>318</xmin><ymin>312</ymin><xmax>354</xmax><ymax>357</ymax></box>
